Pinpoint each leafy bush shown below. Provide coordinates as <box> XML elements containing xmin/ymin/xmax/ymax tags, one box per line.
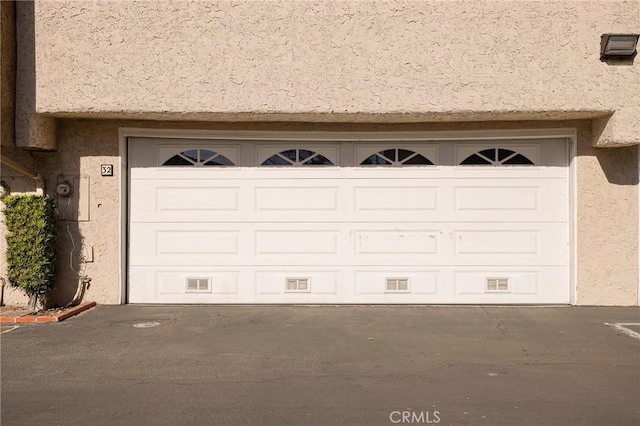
<box><xmin>3</xmin><ymin>195</ymin><xmax>57</xmax><ymax>303</ymax></box>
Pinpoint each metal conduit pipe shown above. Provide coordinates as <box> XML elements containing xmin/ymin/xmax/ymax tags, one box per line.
<box><xmin>0</xmin><ymin>157</ymin><xmax>45</xmax><ymax>195</ymax></box>
<box><xmin>0</xmin><ymin>277</ymin><xmax>5</xmax><ymax>306</ymax></box>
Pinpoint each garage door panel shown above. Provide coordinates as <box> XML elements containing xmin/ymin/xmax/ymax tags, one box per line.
<box><xmin>455</xmin><ymin>144</ymin><xmax>540</xmax><ymax>166</ymax></box>
<box><xmin>354</xmin><ymin>144</ymin><xmax>438</xmax><ymax>166</ymax></box>
<box><xmin>155</xmin><ymin>231</ymin><xmax>239</xmax><ymax>255</ymax></box>
<box><xmin>156</xmin><ymin>144</ymin><xmax>240</xmax><ymax>167</ymax></box>
<box><xmin>129</xmin><ymin>268</ymin><xmax>245</xmax><ymax>303</ymax></box>
<box><xmin>130</xmin><ymin>223</ymin><xmax>246</xmax><ymax>265</ymax></box>
<box><xmin>128</xmin><ymin>137</ymin><xmax>570</xmax><ymax>304</ymax></box>
<box><xmin>452</xmin><ymin>223</ymin><xmax>567</xmax><ymax>264</ymax></box>
<box><xmin>131</xmin><ymin>168</ymin><xmax>247</xmax><ymax>180</ymax></box>
<box><xmin>255</xmin><ymin>145</ymin><xmax>340</xmax><ymax>166</ymax></box>
<box><xmin>156</xmin><ymin>270</ymin><xmax>240</xmax><ymax>295</ymax></box>
<box><xmin>155</xmin><ymin>186</ymin><xmax>239</xmax><ymax>212</ymax></box>
<box><xmin>452</xmin><ymin>169</ymin><xmax>567</xmax><ymax>179</ymax></box>
<box><xmin>452</xmin><ymin>267</ymin><xmax>568</xmax><ymax>303</ymax></box>
<box><xmin>350</xmin><ymin>225</ymin><xmax>449</xmax><ymax>265</ymax></box>
<box><xmin>253</xmin><ymin>293</ymin><xmax>344</xmax><ymax>303</ymax></box>
<box><xmin>455</xmin><ymin>186</ymin><xmax>539</xmax><ymax>211</ymax></box>
<box><xmin>354</xmin><ymin>231</ymin><xmax>439</xmax><ymax>255</ymax></box>
<box><xmin>452</xmin><ymin>179</ymin><xmax>567</xmax><ymax>221</ymax></box>
<box><xmin>129</xmin><ymin>138</ymin><xmax>238</xmax><ymax>169</ymax></box>
<box><xmin>353</xmin><ymin>184</ymin><xmax>439</xmax><ymax>214</ymax></box>
<box><xmin>255</xmin><ymin>230</ymin><xmax>339</xmax><ymax>255</ymax></box>
<box><xmin>130</xmin><ymin>180</ymin><xmax>243</xmax><ymax>222</ymax></box>
<box><xmin>128</xmin><ymin>268</ymin><xmax>154</xmax><ymax>303</ymax></box>
<box><xmin>348</xmin><ymin>168</ymin><xmax>567</xmax><ymax>180</ymax></box>
<box><xmin>355</xmin><ymin>270</ymin><xmax>439</xmax><ymax>295</ymax></box>
<box><xmin>455</xmin><ymin>230</ymin><xmax>540</xmax><ymax>255</ymax></box>
<box><xmin>255</xmin><ymin>270</ymin><xmax>339</xmax><ymax>295</ymax></box>
<box><xmin>254</xmin><ymin>184</ymin><xmax>342</xmax><ymax>221</ymax></box>
<box><xmin>255</xmin><ymin>186</ymin><xmax>338</xmax><ymax>211</ymax></box>
<box><xmin>455</xmin><ymin>270</ymin><xmax>539</xmax><ymax>295</ymax></box>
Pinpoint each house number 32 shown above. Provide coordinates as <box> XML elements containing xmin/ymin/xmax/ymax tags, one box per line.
<box><xmin>101</xmin><ymin>164</ymin><xmax>114</xmax><ymax>176</ymax></box>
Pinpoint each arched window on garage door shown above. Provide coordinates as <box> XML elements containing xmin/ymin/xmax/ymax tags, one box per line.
<box><xmin>360</xmin><ymin>149</ymin><xmax>434</xmax><ymax>166</ymax></box>
<box><xmin>163</xmin><ymin>149</ymin><xmax>235</xmax><ymax>167</ymax></box>
<box><xmin>261</xmin><ymin>149</ymin><xmax>334</xmax><ymax>166</ymax></box>
<box><xmin>459</xmin><ymin>148</ymin><xmax>534</xmax><ymax>166</ymax></box>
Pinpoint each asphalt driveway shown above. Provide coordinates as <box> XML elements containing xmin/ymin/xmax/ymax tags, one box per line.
<box><xmin>1</xmin><ymin>305</ymin><xmax>639</xmax><ymax>426</ymax></box>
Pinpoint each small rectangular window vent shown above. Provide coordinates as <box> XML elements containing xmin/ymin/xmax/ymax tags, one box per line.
<box><xmin>486</xmin><ymin>278</ymin><xmax>510</xmax><ymax>292</ymax></box>
<box><xmin>386</xmin><ymin>278</ymin><xmax>410</xmax><ymax>292</ymax></box>
<box><xmin>186</xmin><ymin>277</ymin><xmax>211</xmax><ymax>293</ymax></box>
<box><xmin>286</xmin><ymin>278</ymin><xmax>310</xmax><ymax>292</ymax></box>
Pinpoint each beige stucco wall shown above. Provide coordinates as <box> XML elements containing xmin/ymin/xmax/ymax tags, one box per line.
<box><xmin>15</xmin><ymin>0</ymin><xmax>640</xmax><ymax>147</ymax></box>
<box><xmin>14</xmin><ymin>0</ymin><xmax>57</xmax><ymax>150</ymax></box>
<box><xmin>4</xmin><ymin>1</ymin><xmax>638</xmax><ymax>306</ymax></box>
<box><xmin>2</xmin><ymin>119</ymin><xmax>636</xmax><ymax>306</ymax></box>
<box><xmin>575</xmin><ymin>127</ymin><xmax>639</xmax><ymax>305</ymax></box>
<box><xmin>1</xmin><ymin>0</ymin><xmax>15</xmax><ymax>148</ymax></box>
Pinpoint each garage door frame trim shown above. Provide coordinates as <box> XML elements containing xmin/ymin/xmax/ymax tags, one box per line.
<box><xmin>118</xmin><ymin>127</ymin><xmax>578</xmax><ymax>305</ymax></box>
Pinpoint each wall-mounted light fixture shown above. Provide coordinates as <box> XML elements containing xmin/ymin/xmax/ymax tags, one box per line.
<box><xmin>600</xmin><ymin>34</ymin><xmax>639</xmax><ymax>61</ymax></box>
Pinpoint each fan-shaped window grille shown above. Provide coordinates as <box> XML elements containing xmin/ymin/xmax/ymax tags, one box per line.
<box><xmin>261</xmin><ymin>149</ymin><xmax>334</xmax><ymax>166</ymax></box>
<box><xmin>360</xmin><ymin>149</ymin><xmax>434</xmax><ymax>166</ymax></box>
<box><xmin>460</xmin><ymin>148</ymin><xmax>534</xmax><ymax>166</ymax></box>
<box><xmin>163</xmin><ymin>149</ymin><xmax>235</xmax><ymax>167</ymax></box>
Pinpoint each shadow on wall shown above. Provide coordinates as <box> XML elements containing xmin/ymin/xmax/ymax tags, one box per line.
<box><xmin>15</xmin><ymin>0</ymin><xmax>36</xmax><ymax>150</ymax></box>
<box><xmin>0</xmin><ymin>173</ymin><xmax>37</xmax><ymax>194</ymax></box>
<box><xmin>589</xmin><ymin>115</ymin><xmax>638</xmax><ymax>186</ymax></box>
<box><xmin>595</xmin><ymin>145</ymin><xmax>639</xmax><ymax>186</ymax></box>
<box><xmin>48</xmin><ymin>219</ymin><xmax>88</xmax><ymax>307</ymax></box>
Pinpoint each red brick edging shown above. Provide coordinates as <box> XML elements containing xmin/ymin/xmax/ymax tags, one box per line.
<box><xmin>0</xmin><ymin>301</ymin><xmax>96</xmax><ymax>324</ymax></box>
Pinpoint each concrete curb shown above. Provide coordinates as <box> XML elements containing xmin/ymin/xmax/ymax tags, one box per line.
<box><xmin>0</xmin><ymin>301</ymin><xmax>96</xmax><ymax>324</ymax></box>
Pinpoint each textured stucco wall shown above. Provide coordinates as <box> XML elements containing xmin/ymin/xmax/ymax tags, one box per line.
<box><xmin>1</xmin><ymin>119</ymin><xmax>636</xmax><ymax>306</ymax></box>
<box><xmin>575</xmin><ymin>128</ymin><xmax>639</xmax><ymax>305</ymax></box>
<box><xmin>14</xmin><ymin>1</ymin><xmax>55</xmax><ymax>150</ymax></box>
<box><xmin>21</xmin><ymin>0</ymin><xmax>640</xmax><ymax>146</ymax></box>
<box><xmin>30</xmin><ymin>122</ymin><xmax>122</xmax><ymax>306</ymax></box>
<box><xmin>1</xmin><ymin>0</ymin><xmax>15</xmax><ymax>147</ymax></box>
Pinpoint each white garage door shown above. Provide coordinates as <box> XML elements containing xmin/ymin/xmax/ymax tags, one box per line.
<box><xmin>128</xmin><ymin>136</ymin><xmax>569</xmax><ymax>304</ymax></box>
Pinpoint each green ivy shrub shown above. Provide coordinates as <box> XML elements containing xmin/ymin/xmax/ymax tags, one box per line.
<box><xmin>3</xmin><ymin>195</ymin><xmax>57</xmax><ymax>301</ymax></box>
